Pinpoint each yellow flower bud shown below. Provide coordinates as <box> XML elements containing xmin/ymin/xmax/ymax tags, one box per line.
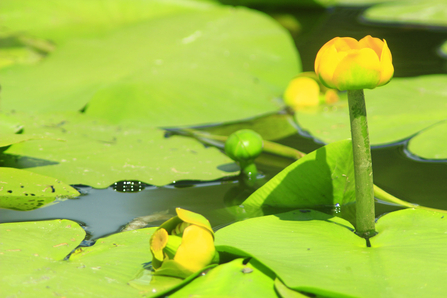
<box><xmin>314</xmin><ymin>35</ymin><xmax>393</xmax><ymax>91</ymax></box>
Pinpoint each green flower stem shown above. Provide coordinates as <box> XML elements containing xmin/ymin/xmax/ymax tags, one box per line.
<box><xmin>173</xmin><ymin>128</ymin><xmax>305</xmax><ymax>160</ymax></box>
<box><xmin>239</xmin><ymin>161</ymin><xmax>258</xmax><ymax>181</ymax></box>
<box><xmin>347</xmin><ymin>89</ymin><xmax>376</xmax><ymax>238</ymax></box>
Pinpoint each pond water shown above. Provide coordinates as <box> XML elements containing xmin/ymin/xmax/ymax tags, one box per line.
<box><xmin>1</xmin><ymin>5</ymin><xmax>446</xmax><ymax>239</ymax></box>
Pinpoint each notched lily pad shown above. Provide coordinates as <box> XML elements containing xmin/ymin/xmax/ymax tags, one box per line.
<box><xmin>1</xmin><ymin>219</ymin><xmax>157</xmax><ymax>297</ymax></box>
<box><xmin>363</xmin><ymin>0</ymin><xmax>447</xmax><ymax>27</ymax></box>
<box><xmin>295</xmin><ymin>75</ymin><xmax>447</xmax><ymax>146</ymax></box>
<box><xmin>2</xmin><ymin>112</ymin><xmax>238</xmax><ymax>188</ymax></box>
<box><xmin>407</xmin><ymin>120</ymin><xmax>447</xmax><ymax>160</ymax></box>
<box><xmin>0</xmin><ymin>167</ymin><xmax>80</xmax><ymax>210</ymax></box>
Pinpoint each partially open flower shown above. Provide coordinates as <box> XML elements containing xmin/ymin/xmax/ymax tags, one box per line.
<box><xmin>314</xmin><ymin>35</ymin><xmax>393</xmax><ymax>91</ymax></box>
<box><xmin>283</xmin><ymin>72</ymin><xmax>340</xmax><ymax>110</ymax></box>
<box><xmin>149</xmin><ymin>208</ymin><xmax>216</xmax><ymax>278</ymax></box>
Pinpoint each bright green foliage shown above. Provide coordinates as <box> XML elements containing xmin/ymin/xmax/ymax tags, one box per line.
<box><xmin>407</xmin><ymin>120</ymin><xmax>447</xmax><ymax>159</ymax></box>
<box><xmin>440</xmin><ymin>40</ymin><xmax>447</xmax><ymax>57</ymax></box>
<box><xmin>363</xmin><ymin>0</ymin><xmax>447</xmax><ymax>27</ymax></box>
<box><xmin>242</xmin><ymin>140</ymin><xmax>355</xmax><ymax>210</ymax></box>
<box><xmin>215</xmin><ymin>208</ymin><xmax>447</xmax><ymax>298</ymax></box>
<box><xmin>0</xmin><ymin>219</ymin><xmax>157</xmax><ymax>297</ymax></box>
<box><xmin>170</xmin><ymin>259</ymin><xmax>279</xmax><ymax>298</ymax></box>
<box><xmin>225</xmin><ymin>130</ymin><xmax>264</xmax><ymax>162</ymax></box>
<box><xmin>0</xmin><ymin>167</ymin><xmax>80</xmax><ymax>210</ymax></box>
<box><xmin>0</xmin><ymin>1</ymin><xmax>300</xmax><ymax>128</ymax></box>
<box><xmin>2</xmin><ymin>112</ymin><xmax>238</xmax><ymax>188</ymax></box>
<box><xmin>295</xmin><ymin>75</ymin><xmax>447</xmax><ymax>147</ymax></box>
<box><xmin>218</xmin><ymin>0</ymin><xmax>334</xmax><ymax>8</ymax></box>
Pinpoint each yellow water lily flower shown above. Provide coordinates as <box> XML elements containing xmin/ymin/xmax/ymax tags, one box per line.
<box><xmin>283</xmin><ymin>72</ymin><xmax>340</xmax><ymax>110</ymax></box>
<box><xmin>314</xmin><ymin>35</ymin><xmax>393</xmax><ymax>91</ymax></box>
<box><xmin>149</xmin><ymin>208</ymin><xmax>217</xmax><ymax>278</ymax></box>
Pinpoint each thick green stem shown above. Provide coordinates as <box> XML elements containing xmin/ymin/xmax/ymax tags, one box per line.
<box><xmin>347</xmin><ymin>89</ymin><xmax>376</xmax><ymax>238</ymax></box>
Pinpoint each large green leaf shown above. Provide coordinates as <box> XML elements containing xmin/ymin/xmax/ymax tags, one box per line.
<box><xmin>0</xmin><ymin>0</ymin><xmax>217</xmax><ymax>44</ymax></box>
<box><xmin>363</xmin><ymin>0</ymin><xmax>447</xmax><ymax>27</ymax></box>
<box><xmin>2</xmin><ymin>112</ymin><xmax>238</xmax><ymax>188</ymax></box>
<box><xmin>1</xmin><ymin>2</ymin><xmax>300</xmax><ymax>127</ymax></box>
<box><xmin>242</xmin><ymin>139</ymin><xmax>355</xmax><ymax>211</ymax></box>
<box><xmin>0</xmin><ymin>219</ymin><xmax>156</xmax><ymax>297</ymax></box>
<box><xmin>215</xmin><ymin>208</ymin><xmax>447</xmax><ymax>298</ymax></box>
<box><xmin>295</xmin><ymin>75</ymin><xmax>447</xmax><ymax>146</ymax></box>
<box><xmin>0</xmin><ymin>167</ymin><xmax>80</xmax><ymax>210</ymax></box>
<box><xmin>169</xmin><ymin>259</ymin><xmax>279</xmax><ymax>298</ymax></box>
<box><xmin>407</xmin><ymin>120</ymin><xmax>447</xmax><ymax>160</ymax></box>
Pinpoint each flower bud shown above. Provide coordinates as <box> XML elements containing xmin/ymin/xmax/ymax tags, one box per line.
<box><xmin>314</xmin><ymin>35</ymin><xmax>393</xmax><ymax>91</ymax></box>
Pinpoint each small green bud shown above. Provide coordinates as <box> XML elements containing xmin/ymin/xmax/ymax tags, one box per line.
<box><xmin>224</xmin><ymin>129</ymin><xmax>263</xmax><ymax>163</ymax></box>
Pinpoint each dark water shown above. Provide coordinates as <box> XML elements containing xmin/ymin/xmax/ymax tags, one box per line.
<box><xmin>1</xmin><ymin>6</ymin><xmax>446</xmax><ymax>239</ymax></box>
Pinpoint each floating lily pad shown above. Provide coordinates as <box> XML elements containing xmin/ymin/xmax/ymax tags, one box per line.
<box><xmin>218</xmin><ymin>0</ymin><xmax>333</xmax><ymax>8</ymax></box>
<box><xmin>215</xmin><ymin>208</ymin><xmax>447</xmax><ymax>298</ymax></box>
<box><xmin>169</xmin><ymin>259</ymin><xmax>278</xmax><ymax>298</ymax></box>
<box><xmin>0</xmin><ymin>167</ymin><xmax>79</xmax><ymax>210</ymax></box>
<box><xmin>363</xmin><ymin>0</ymin><xmax>447</xmax><ymax>27</ymax></box>
<box><xmin>407</xmin><ymin>120</ymin><xmax>447</xmax><ymax>160</ymax></box>
<box><xmin>295</xmin><ymin>75</ymin><xmax>447</xmax><ymax>146</ymax></box>
<box><xmin>0</xmin><ymin>2</ymin><xmax>300</xmax><ymax>127</ymax></box>
<box><xmin>2</xmin><ymin>112</ymin><xmax>238</xmax><ymax>188</ymax></box>
<box><xmin>439</xmin><ymin>40</ymin><xmax>447</xmax><ymax>58</ymax></box>
<box><xmin>334</xmin><ymin>0</ymin><xmax>396</xmax><ymax>6</ymax></box>
<box><xmin>0</xmin><ymin>0</ymin><xmax>217</xmax><ymax>44</ymax></box>
<box><xmin>0</xmin><ymin>219</ymin><xmax>156</xmax><ymax>297</ymax></box>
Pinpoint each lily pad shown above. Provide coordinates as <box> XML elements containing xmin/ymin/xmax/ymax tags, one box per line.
<box><xmin>363</xmin><ymin>0</ymin><xmax>447</xmax><ymax>27</ymax></box>
<box><xmin>215</xmin><ymin>208</ymin><xmax>447</xmax><ymax>298</ymax></box>
<box><xmin>295</xmin><ymin>75</ymin><xmax>447</xmax><ymax>146</ymax></box>
<box><xmin>0</xmin><ymin>167</ymin><xmax>80</xmax><ymax>210</ymax></box>
<box><xmin>2</xmin><ymin>112</ymin><xmax>238</xmax><ymax>188</ymax></box>
<box><xmin>0</xmin><ymin>2</ymin><xmax>300</xmax><ymax>127</ymax></box>
<box><xmin>439</xmin><ymin>40</ymin><xmax>447</xmax><ymax>58</ymax></box>
<box><xmin>242</xmin><ymin>139</ymin><xmax>355</xmax><ymax>211</ymax></box>
<box><xmin>407</xmin><ymin>120</ymin><xmax>447</xmax><ymax>160</ymax></box>
<box><xmin>0</xmin><ymin>219</ymin><xmax>156</xmax><ymax>297</ymax></box>
<box><xmin>169</xmin><ymin>259</ymin><xmax>278</xmax><ymax>298</ymax></box>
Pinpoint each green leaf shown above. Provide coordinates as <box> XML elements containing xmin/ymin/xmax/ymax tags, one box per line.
<box><xmin>242</xmin><ymin>140</ymin><xmax>355</xmax><ymax>210</ymax></box>
<box><xmin>0</xmin><ymin>0</ymin><xmax>217</xmax><ymax>44</ymax></box>
<box><xmin>274</xmin><ymin>279</ymin><xmax>309</xmax><ymax>298</ymax></box>
<box><xmin>407</xmin><ymin>120</ymin><xmax>447</xmax><ymax>160</ymax></box>
<box><xmin>295</xmin><ymin>75</ymin><xmax>447</xmax><ymax>146</ymax></box>
<box><xmin>215</xmin><ymin>208</ymin><xmax>447</xmax><ymax>298</ymax></box>
<box><xmin>363</xmin><ymin>0</ymin><xmax>447</xmax><ymax>27</ymax></box>
<box><xmin>2</xmin><ymin>112</ymin><xmax>238</xmax><ymax>188</ymax></box>
<box><xmin>0</xmin><ymin>167</ymin><xmax>80</xmax><ymax>210</ymax></box>
<box><xmin>1</xmin><ymin>3</ymin><xmax>300</xmax><ymax>127</ymax></box>
<box><xmin>0</xmin><ymin>219</ymin><xmax>157</xmax><ymax>297</ymax></box>
<box><xmin>440</xmin><ymin>40</ymin><xmax>447</xmax><ymax>58</ymax></box>
<box><xmin>169</xmin><ymin>258</ymin><xmax>279</xmax><ymax>298</ymax></box>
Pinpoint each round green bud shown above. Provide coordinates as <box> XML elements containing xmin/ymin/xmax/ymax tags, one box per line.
<box><xmin>224</xmin><ymin>129</ymin><xmax>263</xmax><ymax>163</ymax></box>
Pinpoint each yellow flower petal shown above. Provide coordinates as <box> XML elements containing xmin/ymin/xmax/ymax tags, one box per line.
<box><xmin>150</xmin><ymin>228</ymin><xmax>169</xmax><ymax>262</ymax></box>
<box><xmin>315</xmin><ymin>44</ymin><xmax>348</xmax><ymax>89</ymax></box>
<box><xmin>173</xmin><ymin>225</ymin><xmax>216</xmax><ymax>274</ymax></box>
<box><xmin>359</xmin><ymin>35</ymin><xmax>383</xmax><ymax>58</ymax></box>
<box><xmin>284</xmin><ymin>77</ymin><xmax>320</xmax><ymax>109</ymax></box>
<box><xmin>378</xmin><ymin>39</ymin><xmax>394</xmax><ymax>86</ymax></box>
<box><xmin>175</xmin><ymin>208</ymin><xmax>214</xmax><ymax>236</ymax></box>
<box><xmin>332</xmin><ymin>48</ymin><xmax>381</xmax><ymax>90</ymax></box>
